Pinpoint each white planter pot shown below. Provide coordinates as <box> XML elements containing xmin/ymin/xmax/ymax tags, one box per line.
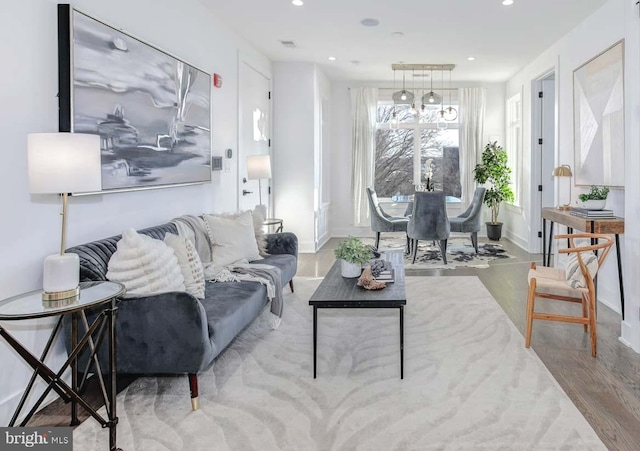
<box><xmin>341</xmin><ymin>260</ymin><xmax>362</xmax><ymax>278</ymax></box>
<box><xmin>577</xmin><ymin>199</ymin><xmax>607</xmax><ymax>210</ymax></box>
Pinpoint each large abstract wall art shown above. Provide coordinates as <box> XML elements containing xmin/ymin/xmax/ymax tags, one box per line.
<box><xmin>58</xmin><ymin>5</ymin><xmax>212</xmax><ymax>192</ymax></box>
<box><xmin>573</xmin><ymin>41</ymin><xmax>624</xmax><ymax>187</ymax></box>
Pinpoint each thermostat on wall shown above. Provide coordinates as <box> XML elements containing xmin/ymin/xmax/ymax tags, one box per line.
<box><xmin>226</xmin><ymin>148</ymin><xmax>233</xmax><ymax>158</ymax></box>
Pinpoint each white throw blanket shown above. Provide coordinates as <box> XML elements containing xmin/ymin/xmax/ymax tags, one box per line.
<box><xmin>172</xmin><ymin>214</ymin><xmax>285</xmax><ymax>329</ymax></box>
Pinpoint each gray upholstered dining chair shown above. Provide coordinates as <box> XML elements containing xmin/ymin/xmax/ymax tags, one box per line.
<box><xmin>366</xmin><ymin>187</ymin><xmax>409</xmax><ymax>249</ymax></box>
<box><xmin>449</xmin><ymin>187</ymin><xmax>486</xmax><ymax>253</ymax></box>
<box><xmin>407</xmin><ymin>192</ymin><xmax>451</xmax><ymax>264</ymax></box>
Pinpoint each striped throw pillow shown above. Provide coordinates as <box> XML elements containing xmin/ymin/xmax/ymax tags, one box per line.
<box><xmin>564</xmin><ymin>244</ymin><xmax>598</xmax><ymax>289</ymax></box>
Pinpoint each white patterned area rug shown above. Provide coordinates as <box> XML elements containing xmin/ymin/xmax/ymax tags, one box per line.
<box><xmin>368</xmin><ymin>235</ymin><xmax>514</xmax><ymax>269</ymax></box>
<box><xmin>74</xmin><ymin>277</ymin><xmax>605</xmax><ymax>450</ymax></box>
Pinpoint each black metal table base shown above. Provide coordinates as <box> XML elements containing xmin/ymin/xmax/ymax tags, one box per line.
<box><xmin>0</xmin><ymin>300</ymin><xmax>121</xmax><ymax>451</ymax></box>
<box><xmin>312</xmin><ymin>304</ymin><xmax>404</xmax><ymax>379</ymax></box>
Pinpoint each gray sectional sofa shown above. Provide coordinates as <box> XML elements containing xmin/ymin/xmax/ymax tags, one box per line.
<box><xmin>64</xmin><ymin>222</ymin><xmax>298</xmax><ymax>410</ymax></box>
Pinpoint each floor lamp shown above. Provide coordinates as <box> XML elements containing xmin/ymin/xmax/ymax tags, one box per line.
<box><xmin>246</xmin><ymin>155</ymin><xmax>272</xmax><ymax>218</ymax></box>
<box><xmin>552</xmin><ymin>164</ymin><xmax>573</xmax><ymax>210</ymax></box>
<box><xmin>27</xmin><ymin>133</ymin><xmax>102</xmax><ymax>301</ymax></box>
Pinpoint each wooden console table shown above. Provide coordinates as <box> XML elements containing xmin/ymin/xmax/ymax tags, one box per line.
<box><xmin>541</xmin><ymin>207</ymin><xmax>625</xmax><ymax>319</ymax></box>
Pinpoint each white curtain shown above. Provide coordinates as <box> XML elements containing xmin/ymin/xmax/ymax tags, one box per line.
<box><xmin>459</xmin><ymin>87</ymin><xmax>486</xmax><ymax>207</ymax></box>
<box><xmin>351</xmin><ymin>87</ymin><xmax>378</xmax><ymax>227</ymax></box>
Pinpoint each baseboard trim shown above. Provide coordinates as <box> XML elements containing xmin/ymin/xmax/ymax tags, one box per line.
<box><xmin>597</xmin><ymin>291</ymin><xmax>621</xmax><ymax>316</ymax></box>
<box><xmin>502</xmin><ymin>228</ymin><xmax>528</xmax><ymax>251</ymax></box>
<box><xmin>620</xmin><ymin>321</ymin><xmax>637</xmax><ymax>351</ymax></box>
<box><xmin>298</xmin><ymin>241</ymin><xmax>317</xmax><ymax>254</ymax></box>
<box><xmin>316</xmin><ymin>232</ymin><xmax>330</xmax><ymax>251</ymax></box>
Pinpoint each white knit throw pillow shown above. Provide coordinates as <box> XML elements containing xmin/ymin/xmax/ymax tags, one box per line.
<box><xmin>107</xmin><ymin>229</ymin><xmax>185</xmax><ymax>295</ymax></box>
<box><xmin>251</xmin><ymin>209</ymin><xmax>269</xmax><ymax>257</ymax></box>
<box><xmin>204</xmin><ymin>210</ymin><xmax>268</xmax><ymax>257</ymax></box>
<box><xmin>164</xmin><ymin>233</ymin><xmax>205</xmax><ymax>299</ymax></box>
<box><xmin>203</xmin><ymin>211</ymin><xmax>261</xmax><ymax>266</ymax></box>
<box><xmin>564</xmin><ymin>243</ymin><xmax>598</xmax><ymax>289</ymax></box>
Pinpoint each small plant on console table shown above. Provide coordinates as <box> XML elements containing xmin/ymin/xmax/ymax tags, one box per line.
<box><xmin>473</xmin><ymin>141</ymin><xmax>515</xmax><ymax>241</ymax></box>
<box><xmin>577</xmin><ymin>185</ymin><xmax>609</xmax><ymax>210</ymax></box>
<box><xmin>334</xmin><ymin>237</ymin><xmax>373</xmax><ymax>278</ymax></box>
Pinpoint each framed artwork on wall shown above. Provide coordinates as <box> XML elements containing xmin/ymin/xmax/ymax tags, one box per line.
<box><xmin>58</xmin><ymin>4</ymin><xmax>212</xmax><ymax>193</ymax></box>
<box><xmin>573</xmin><ymin>40</ymin><xmax>624</xmax><ymax>187</ymax></box>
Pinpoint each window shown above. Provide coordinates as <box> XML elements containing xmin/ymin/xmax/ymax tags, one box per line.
<box><xmin>506</xmin><ymin>92</ymin><xmax>522</xmax><ymax>205</ymax></box>
<box><xmin>374</xmin><ymin>92</ymin><xmax>460</xmax><ymax>199</ymax></box>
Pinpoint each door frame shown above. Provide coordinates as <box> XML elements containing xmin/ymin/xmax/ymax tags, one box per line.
<box><xmin>237</xmin><ymin>57</ymin><xmax>273</xmax><ymax>214</ymax></box>
<box><xmin>529</xmin><ymin>65</ymin><xmax>559</xmax><ymax>254</ymax></box>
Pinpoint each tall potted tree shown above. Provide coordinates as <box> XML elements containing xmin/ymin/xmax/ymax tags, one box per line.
<box><xmin>473</xmin><ymin>141</ymin><xmax>514</xmax><ymax>241</ymax></box>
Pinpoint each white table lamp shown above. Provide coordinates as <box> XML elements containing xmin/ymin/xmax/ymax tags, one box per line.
<box><xmin>246</xmin><ymin>155</ymin><xmax>272</xmax><ymax>209</ymax></box>
<box><xmin>28</xmin><ymin>133</ymin><xmax>102</xmax><ymax>301</ymax></box>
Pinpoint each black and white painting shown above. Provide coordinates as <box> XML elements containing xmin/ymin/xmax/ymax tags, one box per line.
<box><xmin>67</xmin><ymin>9</ymin><xmax>211</xmax><ymax>191</ymax></box>
<box><xmin>573</xmin><ymin>41</ymin><xmax>624</xmax><ymax>187</ymax></box>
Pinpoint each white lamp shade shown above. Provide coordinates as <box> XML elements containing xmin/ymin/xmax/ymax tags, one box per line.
<box><xmin>246</xmin><ymin>155</ymin><xmax>272</xmax><ymax>180</ymax></box>
<box><xmin>28</xmin><ymin>133</ymin><xmax>102</xmax><ymax>193</ymax></box>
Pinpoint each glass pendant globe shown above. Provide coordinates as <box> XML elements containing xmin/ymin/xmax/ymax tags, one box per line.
<box><xmin>443</xmin><ymin>106</ymin><xmax>458</xmax><ymax>121</ymax></box>
<box><xmin>390</xmin><ymin>112</ymin><xmax>399</xmax><ymax>130</ymax></box>
<box><xmin>437</xmin><ymin>111</ymin><xmax>448</xmax><ymax>129</ymax></box>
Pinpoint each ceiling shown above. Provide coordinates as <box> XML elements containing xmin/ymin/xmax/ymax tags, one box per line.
<box><xmin>202</xmin><ymin>0</ymin><xmax>608</xmax><ymax>82</ymax></box>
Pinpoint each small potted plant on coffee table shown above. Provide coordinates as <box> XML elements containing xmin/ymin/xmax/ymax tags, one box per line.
<box><xmin>334</xmin><ymin>237</ymin><xmax>373</xmax><ymax>278</ymax></box>
<box><xmin>577</xmin><ymin>185</ymin><xmax>609</xmax><ymax>210</ymax></box>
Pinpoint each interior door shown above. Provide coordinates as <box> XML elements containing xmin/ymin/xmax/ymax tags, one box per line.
<box><xmin>533</xmin><ymin>75</ymin><xmax>556</xmax><ymax>253</ymax></box>
<box><xmin>239</xmin><ymin>62</ymin><xmax>271</xmax><ymax>214</ymax></box>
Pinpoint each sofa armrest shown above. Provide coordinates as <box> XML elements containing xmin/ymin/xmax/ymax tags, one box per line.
<box><xmin>64</xmin><ymin>291</ymin><xmax>215</xmax><ymax>374</ymax></box>
<box><xmin>265</xmin><ymin>232</ymin><xmax>298</xmax><ymax>257</ymax></box>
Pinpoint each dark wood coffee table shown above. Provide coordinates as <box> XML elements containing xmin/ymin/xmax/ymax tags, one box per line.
<box><xmin>309</xmin><ymin>251</ymin><xmax>406</xmax><ymax>379</ymax></box>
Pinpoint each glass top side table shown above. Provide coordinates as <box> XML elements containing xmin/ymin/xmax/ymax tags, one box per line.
<box><xmin>263</xmin><ymin>218</ymin><xmax>283</xmax><ymax>233</ymax></box>
<box><xmin>0</xmin><ymin>281</ymin><xmax>126</xmax><ymax>451</ymax></box>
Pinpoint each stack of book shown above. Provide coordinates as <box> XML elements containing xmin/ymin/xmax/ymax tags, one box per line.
<box><xmin>570</xmin><ymin>208</ymin><xmax>615</xmax><ymax>218</ymax></box>
<box><xmin>370</xmin><ymin>260</ymin><xmax>395</xmax><ymax>283</ymax></box>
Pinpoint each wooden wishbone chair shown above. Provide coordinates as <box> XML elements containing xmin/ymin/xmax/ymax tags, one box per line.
<box><xmin>525</xmin><ymin>233</ymin><xmax>614</xmax><ymax>357</ymax></box>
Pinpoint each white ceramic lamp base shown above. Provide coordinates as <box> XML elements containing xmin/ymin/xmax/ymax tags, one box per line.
<box><xmin>43</xmin><ymin>253</ymin><xmax>80</xmax><ymax>300</ymax></box>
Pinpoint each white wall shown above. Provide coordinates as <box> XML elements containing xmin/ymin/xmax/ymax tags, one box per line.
<box><xmin>272</xmin><ymin>63</ymin><xmax>316</xmax><ymax>252</ymax></box>
<box><xmin>330</xmin><ymin>81</ymin><xmax>505</xmax><ymax>237</ymax></box>
<box><xmin>0</xmin><ymin>0</ymin><xmax>271</xmax><ymax>425</ymax></box>
<box><xmin>272</xmin><ymin>62</ymin><xmax>331</xmax><ymax>253</ymax></box>
<box><xmin>504</xmin><ymin>0</ymin><xmax>639</xmax><ymax>350</ymax></box>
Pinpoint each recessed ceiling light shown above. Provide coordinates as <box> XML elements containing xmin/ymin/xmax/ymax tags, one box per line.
<box><xmin>292</xmin><ymin>0</ymin><xmax>304</xmax><ymax>6</ymax></box>
<box><xmin>328</xmin><ymin>56</ymin><xmax>336</xmax><ymax>61</ymax></box>
<box><xmin>468</xmin><ymin>56</ymin><xmax>476</xmax><ymax>61</ymax></box>
<box><xmin>502</xmin><ymin>0</ymin><xmax>514</xmax><ymax>5</ymax></box>
<box><xmin>360</xmin><ymin>18</ymin><xmax>380</xmax><ymax>27</ymax></box>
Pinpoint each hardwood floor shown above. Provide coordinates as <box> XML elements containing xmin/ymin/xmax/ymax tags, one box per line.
<box><xmin>302</xmin><ymin>235</ymin><xmax>640</xmax><ymax>451</ymax></box>
<box><xmin>29</xmin><ymin>234</ymin><xmax>640</xmax><ymax>450</ymax></box>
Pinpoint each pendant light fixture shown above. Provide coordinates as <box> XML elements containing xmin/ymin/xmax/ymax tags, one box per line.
<box><xmin>409</xmin><ymin>70</ymin><xmax>418</xmax><ymax>116</ymax></box>
<box><xmin>392</xmin><ymin>70</ymin><xmax>414</xmax><ymax>105</ymax></box>
<box><xmin>422</xmin><ymin>68</ymin><xmax>442</xmax><ymax>107</ymax></box>
<box><xmin>437</xmin><ymin>66</ymin><xmax>448</xmax><ymax>130</ymax></box>
<box><xmin>443</xmin><ymin>68</ymin><xmax>458</xmax><ymax>121</ymax></box>
<box><xmin>419</xmin><ymin>68</ymin><xmax>428</xmax><ymax>120</ymax></box>
<box><xmin>390</xmin><ymin>68</ymin><xmax>399</xmax><ymax>130</ymax></box>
